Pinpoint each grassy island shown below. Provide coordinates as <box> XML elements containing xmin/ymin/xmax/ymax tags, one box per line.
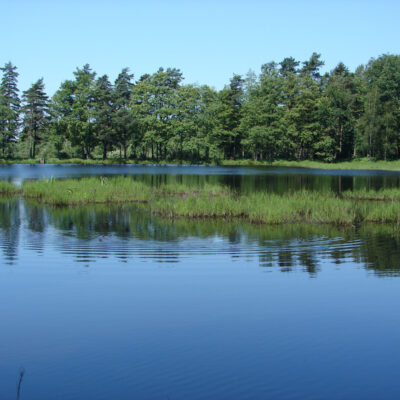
<box><xmin>0</xmin><ymin>177</ymin><xmax>394</xmax><ymax>226</ymax></box>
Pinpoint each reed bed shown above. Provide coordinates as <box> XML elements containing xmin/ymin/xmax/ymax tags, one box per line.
<box><xmin>2</xmin><ymin>177</ymin><xmax>400</xmax><ymax>225</ymax></box>
<box><xmin>342</xmin><ymin>188</ymin><xmax>400</xmax><ymax>201</ymax></box>
<box><xmin>4</xmin><ymin>157</ymin><xmax>400</xmax><ymax>171</ymax></box>
<box><xmin>221</xmin><ymin>158</ymin><xmax>400</xmax><ymax>171</ymax></box>
<box><xmin>21</xmin><ymin>177</ymin><xmax>228</xmax><ymax>206</ymax></box>
<box><xmin>0</xmin><ymin>181</ymin><xmax>20</xmax><ymax>195</ymax></box>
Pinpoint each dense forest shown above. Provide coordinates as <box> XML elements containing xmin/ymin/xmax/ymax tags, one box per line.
<box><xmin>1</xmin><ymin>53</ymin><xmax>400</xmax><ymax>162</ymax></box>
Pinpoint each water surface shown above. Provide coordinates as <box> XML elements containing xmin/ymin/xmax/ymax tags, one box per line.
<box><xmin>3</xmin><ymin>163</ymin><xmax>400</xmax><ymax>193</ymax></box>
<box><xmin>1</xmin><ymin>200</ymin><xmax>400</xmax><ymax>399</ymax></box>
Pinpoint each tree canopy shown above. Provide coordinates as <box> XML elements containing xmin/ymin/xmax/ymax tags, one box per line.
<box><xmin>1</xmin><ymin>54</ymin><xmax>400</xmax><ymax>162</ymax></box>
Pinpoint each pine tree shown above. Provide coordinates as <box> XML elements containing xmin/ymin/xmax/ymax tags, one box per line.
<box><xmin>93</xmin><ymin>75</ymin><xmax>115</xmax><ymax>160</ymax></box>
<box><xmin>21</xmin><ymin>79</ymin><xmax>49</xmax><ymax>159</ymax></box>
<box><xmin>0</xmin><ymin>62</ymin><xmax>20</xmax><ymax>157</ymax></box>
<box><xmin>113</xmin><ymin>68</ymin><xmax>136</xmax><ymax>159</ymax></box>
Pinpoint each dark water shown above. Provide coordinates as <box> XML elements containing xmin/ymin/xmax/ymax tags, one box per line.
<box><xmin>1</xmin><ymin>199</ymin><xmax>400</xmax><ymax>399</ymax></box>
<box><xmin>3</xmin><ymin>163</ymin><xmax>400</xmax><ymax>193</ymax></box>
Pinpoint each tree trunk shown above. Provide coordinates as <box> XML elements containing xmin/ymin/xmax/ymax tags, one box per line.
<box><xmin>32</xmin><ymin>136</ymin><xmax>36</xmax><ymax>159</ymax></box>
<box><xmin>102</xmin><ymin>143</ymin><xmax>107</xmax><ymax>160</ymax></box>
<box><xmin>29</xmin><ymin>134</ymin><xmax>33</xmax><ymax>159</ymax></box>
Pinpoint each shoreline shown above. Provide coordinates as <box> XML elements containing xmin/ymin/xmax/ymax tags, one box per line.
<box><xmin>2</xmin><ymin>158</ymin><xmax>400</xmax><ymax>172</ymax></box>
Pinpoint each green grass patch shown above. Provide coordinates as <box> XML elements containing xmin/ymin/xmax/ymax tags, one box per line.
<box><xmin>3</xmin><ymin>157</ymin><xmax>400</xmax><ymax>171</ymax></box>
<box><xmin>21</xmin><ymin>177</ymin><xmax>228</xmax><ymax>207</ymax></box>
<box><xmin>221</xmin><ymin>158</ymin><xmax>400</xmax><ymax>171</ymax></box>
<box><xmin>0</xmin><ymin>181</ymin><xmax>21</xmax><ymax>195</ymax></box>
<box><xmin>13</xmin><ymin>177</ymin><xmax>400</xmax><ymax>225</ymax></box>
<box><xmin>0</xmin><ymin>158</ymin><xmax>197</xmax><ymax>165</ymax></box>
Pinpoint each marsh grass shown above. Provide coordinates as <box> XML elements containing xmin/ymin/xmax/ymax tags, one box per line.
<box><xmin>342</xmin><ymin>188</ymin><xmax>400</xmax><ymax>201</ymax></box>
<box><xmin>4</xmin><ymin>157</ymin><xmax>400</xmax><ymax>171</ymax></box>
<box><xmin>6</xmin><ymin>177</ymin><xmax>400</xmax><ymax>225</ymax></box>
<box><xmin>0</xmin><ymin>181</ymin><xmax>20</xmax><ymax>195</ymax></box>
<box><xmin>21</xmin><ymin>177</ymin><xmax>230</xmax><ymax>206</ymax></box>
<box><xmin>0</xmin><ymin>158</ymin><xmax>196</xmax><ymax>165</ymax></box>
<box><xmin>149</xmin><ymin>190</ymin><xmax>381</xmax><ymax>225</ymax></box>
<box><xmin>221</xmin><ymin>158</ymin><xmax>400</xmax><ymax>171</ymax></box>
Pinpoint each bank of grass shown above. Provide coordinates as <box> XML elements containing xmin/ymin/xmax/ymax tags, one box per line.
<box><xmin>342</xmin><ymin>188</ymin><xmax>400</xmax><ymax>201</ymax></box>
<box><xmin>4</xmin><ymin>157</ymin><xmax>400</xmax><ymax>171</ymax></box>
<box><xmin>0</xmin><ymin>158</ymin><xmax>195</xmax><ymax>165</ymax></box>
<box><xmin>221</xmin><ymin>158</ymin><xmax>400</xmax><ymax>171</ymax></box>
<box><xmin>21</xmin><ymin>177</ymin><xmax>228</xmax><ymax>206</ymax></box>
<box><xmin>0</xmin><ymin>181</ymin><xmax>20</xmax><ymax>195</ymax></box>
<box><xmin>149</xmin><ymin>190</ymin><xmax>371</xmax><ymax>225</ymax></box>
<box><xmin>10</xmin><ymin>176</ymin><xmax>400</xmax><ymax>226</ymax></box>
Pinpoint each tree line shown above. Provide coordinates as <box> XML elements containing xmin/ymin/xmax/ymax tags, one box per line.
<box><xmin>1</xmin><ymin>53</ymin><xmax>400</xmax><ymax>162</ymax></box>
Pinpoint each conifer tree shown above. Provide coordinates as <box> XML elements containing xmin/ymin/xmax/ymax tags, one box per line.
<box><xmin>113</xmin><ymin>68</ymin><xmax>136</xmax><ymax>159</ymax></box>
<box><xmin>0</xmin><ymin>62</ymin><xmax>20</xmax><ymax>157</ymax></box>
<box><xmin>21</xmin><ymin>78</ymin><xmax>49</xmax><ymax>159</ymax></box>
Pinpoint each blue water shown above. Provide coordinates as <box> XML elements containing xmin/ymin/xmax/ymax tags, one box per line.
<box><xmin>0</xmin><ymin>199</ymin><xmax>400</xmax><ymax>399</ymax></box>
<box><xmin>2</xmin><ymin>163</ymin><xmax>400</xmax><ymax>193</ymax></box>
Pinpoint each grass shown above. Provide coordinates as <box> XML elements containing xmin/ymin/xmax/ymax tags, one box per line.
<box><xmin>0</xmin><ymin>181</ymin><xmax>21</xmax><ymax>195</ymax></box>
<box><xmin>4</xmin><ymin>157</ymin><xmax>400</xmax><ymax>171</ymax></box>
<box><xmin>220</xmin><ymin>158</ymin><xmax>400</xmax><ymax>171</ymax></box>
<box><xmin>0</xmin><ymin>158</ymin><xmax>196</xmax><ymax>165</ymax></box>
<box><xmin>21</xmin><ymin>177</ymin><xmax>228</xmax><ymax>206</ymax></box>
<box><xmin>1</xmin><ymin>176</ymin><xmax>398</xmax><ymax>226</ymax></box>
<box><xmin>148</xmin><ymin>190</ymin><xmax>373</xmax><ymax>225</ymax></box>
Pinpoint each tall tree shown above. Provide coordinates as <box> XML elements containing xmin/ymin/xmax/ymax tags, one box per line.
<box><xmin>21</xmin><ymin>78</ymin><xmax>49</xmax><ymax>159</ymax></box>
<box><xmin>131</xmin><ymin>68</ymin><xmax>183</xmax><ymax>160</ymax></box>
<box><xmin>0</xmin><ymin>62</ymin><xmax>20</xmax><ymax>157</ymax></box>
<box><xmin>113</xmin><ymin>68</ymin><xmax>136</xmax><ymax>159</ymax></box>
<box><xmin>216</xmin><ymin>74</ymin><xmax>244</xmax><ymax>159</ymax></box>
<box><xmin>93</xmin><ymin>74</ymin><xmax>114</xmax><ymax>159</ymax></box>
<box><xmin>356</xmin><ymin>55</ymin><xmax>400</xmax><ymax>159</ymax></box>
<box><xmin>316</xmin><ymin>63</ymin><xmax>359</xmax><ymax>160</ymax></box>
<box><xmin>279</xmin><ymin>57</ymin><xmax>300</xmax><ymax>77</ymax></box>
<box><xmin>301</xmin><ymin>52</ymin><xmax>324</xmax><ymax>80</ymax></box>
<box><xmin>241</xmin><ymin>63</ymin><xmax>283</xmax><ymax>160</ymax></box>
<box><xmin>51</xmin><ymin>64</ymin><xmax>97</xmax><ymax>159</ymax></box>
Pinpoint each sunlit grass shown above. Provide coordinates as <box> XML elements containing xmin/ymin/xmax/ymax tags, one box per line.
<box><xmin>0</xmin><ymin>181</ymin><xmax>20</xmax><ymax>195</ymax></box>
<box><xmin>221</xmin><ymin>158</ymin><xmax>400</xmax><ymax>171</ymax></box>
<box><xmin>0</xmin><ymin>177</ymin><xmax>397</xmax><ymax>225</ymax></box>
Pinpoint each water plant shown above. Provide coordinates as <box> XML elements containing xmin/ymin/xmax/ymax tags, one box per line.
<box><xmin>5</xmin><ymin>177</ymin><xmax>400</xmax><ymax>226</ymax></box>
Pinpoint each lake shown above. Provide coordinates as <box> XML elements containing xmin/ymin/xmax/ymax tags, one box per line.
<box><xmin>1</xmin><ymin>165</ymin><xmax>400</xmax><ymax>399</ymax></box>
<box><xmin>3</xmin><ymin>163</ymin><xmax>400</xmax><ymax>193</ymax></box>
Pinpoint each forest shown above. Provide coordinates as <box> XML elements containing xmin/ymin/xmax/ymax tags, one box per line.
<box><xmin>0</xmin><ymin>52</ymin><xmax>399</xmax><ymax>163</ymax></box>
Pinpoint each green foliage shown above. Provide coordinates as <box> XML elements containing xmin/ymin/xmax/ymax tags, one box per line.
<box><xmin>2</xmin><ymin>53</ymin><xmax>400</xmax><ymax>163</ymax></box>
<box><xmin>0</xmin><ymin>62</ymin><xmax>20</xmax><ymax>157</ymax></box>
<box><xmin>20</xmin><ymin>78</ymin><xmax>50</xmax><ymax>158</ymax></box>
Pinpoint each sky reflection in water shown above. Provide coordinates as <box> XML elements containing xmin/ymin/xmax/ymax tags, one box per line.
<box><xmin>1</xmin><ymin>199</ymin><xmax>400</xmax><ymax>399</ymax></box>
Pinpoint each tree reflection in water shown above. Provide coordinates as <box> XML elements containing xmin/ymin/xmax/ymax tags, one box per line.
<box><xmin>0</xmin><ymin>199</ymin><xmax>400</xmax><ymax>276</ymax></box>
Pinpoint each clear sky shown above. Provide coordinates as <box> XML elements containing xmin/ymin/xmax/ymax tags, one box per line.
<box><xmin>1</xmin><ymin>0</ymin><xmax>399</xmax><ymax>95</ymax></box>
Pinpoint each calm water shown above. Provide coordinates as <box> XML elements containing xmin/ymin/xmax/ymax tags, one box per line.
<box><xmin>2</xmin><ymin>163</ymin><xmax>400</xmax><ymax>193</ymax></box>
<box><xmin>1</xmin><ymin>165</ymin><xmax>400</xmax><ymax>399</ymax></box>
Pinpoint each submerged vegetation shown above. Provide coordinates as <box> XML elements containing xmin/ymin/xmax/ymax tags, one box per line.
<box><xmin>1</xmin><ymin>177</ymin><xmax>400</xmax><ymax>226</ymax></box>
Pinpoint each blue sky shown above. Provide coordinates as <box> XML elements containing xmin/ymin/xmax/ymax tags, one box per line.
<box><xmin>1</xmin><ymin>0</ymin><xmax>399</xmax><ymax>95</ymax></box>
